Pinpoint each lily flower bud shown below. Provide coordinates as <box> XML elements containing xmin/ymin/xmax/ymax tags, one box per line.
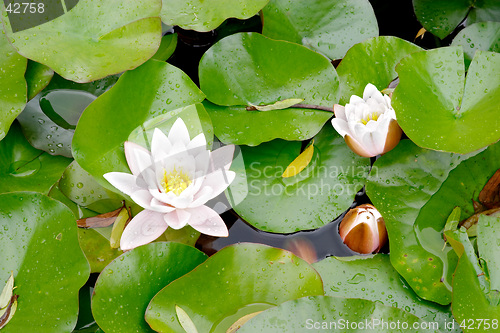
<box><xmin>339</xmin><ymin>204</ymin><xmax>388</xmax><ymax>254</ymax></box>
<box><xmin>331</xmin><ymin>83</ymin><xmax>402</xmax><ymax>158</ymax></box>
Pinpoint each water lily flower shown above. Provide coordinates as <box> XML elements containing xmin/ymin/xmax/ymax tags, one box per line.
<box><xmin>339</xmin><ymin>204</ymin><xmax>388</xmax><ymax>254</ymax></box>
<box><xmin>104</xmin><ymin>118</ymin><xmax>236</xmax><ymax>250</ymax></box>
<box><xmin>331</xmin><ymin>83</ymin><xmax>402</xmax><ymax>157</ymax></box>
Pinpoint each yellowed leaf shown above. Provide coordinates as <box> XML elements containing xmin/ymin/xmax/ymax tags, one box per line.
<box><xmin>226</xmin><ymin>311</ymin><xmax>263</xmax><ymax>333</ymax></box>
<box><xmin>415</xmin><ymin>27</ymin><xmax>426</xmax><ymax>40</ymax></box>
<box><xmin>110</xmin><ymin>207</ymin><xmax>131</xmax><ymax>249</ymax></box>
<box><xmin>282</xmin><ymin>142</ymin><xmax>314</xmax><ymax>178</ymax></box>
<box><xmin>248</xmin><ymin>98</ymin><xmax>304</xmax><ymax>111</ymax></box>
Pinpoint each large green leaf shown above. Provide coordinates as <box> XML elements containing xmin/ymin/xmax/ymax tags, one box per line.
<box><xmin>393</xmin><ymin>47</ymin><xmax>500</xmax><ymax>154</ymax></box>
<box><xmin>161</xmin><ymin>0</ymin><xmax>269</xmax><ymax>32</ymax></box>
<box><xmin>92</xmin><ymin>242</ymin><xmax>207</xmax><ymax>333</ymax></box>
<box><xmin>0</xmin><ymin>24</ymin><xmax>27</xmax><ymax>141</ymax></box>
<box><xmin>449</xmin><ymin>220</ymin><xmax>500</xmax><ymax>331</ymax></box>
<box><xmin>203</xmin><ymin>101</ymin><xmax>332</xmax><ymax>146</ymax></box>
<box><xmin>72</xmin><ymin>60</ymin><xmax>205</xmax><ymax>191</ymax></box>
<box><xmin>262</xmin><ymin>0</ymin><xmax>378</xmax><ymax>59</ymax></box>
<box><xmin>337</xmin><ymin>36</ymin><xmax>422</xmax><ymax>104</ymax></box>
<box><xmin>238</xmin><ymin>296</ymin><xmax>435</xmax><ymax>332</ymax></box>
<box><xmin>199</xmin><ymin>32</ymin><xmax>338</xmax><ymax>145</ymax></box>
<box><xmin>413</xmin><ymin>0</ymin><xmax>500</xmax><ymax>39</ymax></box>
<box><xmin>59</xmin><ymin>161</ymin><xmax>124</xmax><ymax>214</ymax></box>
<box><xmin>0</xmin><ymin>122</ymin><xmax>71</xmax><ymax>194</ymax></box>
<box><xmin>2</xmin><ymin>0</ymin><xmax>162</xmax><ymax>83</ymax></box>
<box><xmin>451</xmin><ymin>21</ymin><xmax>500</xmax><ymax>69</ymax></box>
<box><xmin>25</xmin><ymin>61</ymin><xmax>53</xmax><ymax>101</ymax></box>
<box><xmin>200</xmin><ymin>33</ymin><xmax>338</xmax><ymax>107</ymax></box>
<box><xmin>477</xmin><ymin>215</ymin><xmax>500</xmax><ymax>295</ymax></box>
<box><xmin>0</xmin><ymin>192</ymin><xmax>90</xmax><ymax>332</ymax></box>
<box><xmin>17</xmin><ymin>89</ymin><xmax>97</xmax><ymax>158</ymax></box>
<box><xmin>313</xmin><ymin>255</ymin><xmax>458</xmax><ymax>332</ymax></box>
<box><xmin>365</xmin><ymin>139</ymin><xmax>500</xmax><ymax>304</ymax></box>
<box><xmin>145</xmin><ymin>243</ymin><xmax>324</xmax><ymax>333</ymax></box>
<box><xmin>227</xmin><ymin>125</ymin><xmax>369</xmax><ymax>233</ymax></box>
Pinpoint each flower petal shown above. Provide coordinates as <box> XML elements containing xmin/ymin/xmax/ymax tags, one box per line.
<box><xmin>187</xmin><ymin>133</ymin><xmax>207</xmax><ymax>150</ymax></box>
<box><xmin>344</xmin><ymin>135</ymin><xmax>375</xmax><ymax>158</ymax></box>
<box><xmin>331</xmin><ymin>118</ymin><xmax>350</xmax><ymax>138</ymax></box>
<box><xmin>168</xmin><ymin>118</ymin><xmax>191</xmax><ymax>147</ymax></box>
<box><xmin>333</xmin><ymin>104</ymin><xmax>346</xmax><ymax>120</ymax></box>
<box><xmin>104</xmin><ymin>172</ymin><xmax>143</xmax><ymax>196</ymax></box>
<box><xmin>120</xmin><ymin>210</ymin><xmax>168</xmax><ymax>251</ymax></box>
<box><xmin>151</xmin><ymin>128</ymin><xmax>172</xmax><ymax>161</ymax></box>
<box><xmin>185</xmin><ymin>205</ymin><xmax>228</xmax><ymax>237</ymax></box>
<box><xmin>209</xmin><ymin>145</ymin><xmax>235</xmax><ymax>172</ymax></box>
<box><xmin>195</xmin><ymin>169</ymin><xmax>235</xmax><ymax>204</ymax></box>
<box><xmin>130</xmin><ymin>189</ymin><xmax>154</xmax><ymax>209</ymax></box>
<box><xmin>124</xmin><ymin>142</ymin><xmax>151</xmax><ymax>176</ymax></box>
<box><xmin>163</xmin><ymin>209</ymin><xmax>190</xmax><ymax>229</ymax></box>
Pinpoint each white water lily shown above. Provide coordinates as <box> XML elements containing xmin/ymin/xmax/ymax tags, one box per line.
<box><xmin>104</xmin><ymin>118</ymin><xmax>235</xmax><ymax>250</ymax></box>
<box><xmin>331</xmin><ymin>83</ymin><xmax>402</xmax><ymax>157</ymax></box>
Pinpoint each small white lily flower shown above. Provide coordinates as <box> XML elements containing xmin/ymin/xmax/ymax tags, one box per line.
<box><xmin>104</xmin><ymin>118</ymin><xmax>236</xmax><ymax>250</ymax></box>
<box><xmin>331</xmin><ymin>83</ymin><xmax>402</xmax><ymax>157</ymax></box>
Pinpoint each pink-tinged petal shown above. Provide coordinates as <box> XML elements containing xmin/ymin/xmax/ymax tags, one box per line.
<box><xmin>187</xmin><ymin>133</ymin><xmax>207</xmax><ymax>150</ymax></box>
<box><xmin>189</xmin><ymin>186</ymin><xmax>214</xmax><ymax>207</ymax></box>
<box><xmin>124</xmin><ymin>142</ymin><xmax>152</xmax><ymax>176</ymax></box>
<box><xmin>104</xmin><ymin>172</ymin><xmax>142</xmax><ymax>196</ymax></box>
<box><xmin>333</xmin><ymin>104</ymin><xmax>346</xmax><ymax>120</ymax></box>
<box><xmin>195</xmin><ymin>169</ymin><xmax>235</xmax><ymax>203</ymax></box>
<box><xmin>344</xmin><ymin>135</ymin><xmax>376</xmax><ymax>158</ymax></box>
<box><xmin>120</xmin><ymin>210</ymin><xmax>168</xmax><ymax>251</ymax></box>
<box><xmin>163</xmin><ymin>209</ymin><xmax>190</xmax><ymax>229</ymax></box>
<box><xmin>149</xmin><ymin>198</ymin><xmax>176</xmax><ymax>213</ymax></box>
<box><xmin>382</xmin><ymin>119</ymin><xmax>403</xmax><ymax>155</ymax></box>
<box><xmin>209</xmin><ymin>145</ymin><xmax>235</xmax><ymax>172</ymax></box>
<box><xmin>150</xmin><ymin>188</ymin><xmax>194</xmax><ymax>208</ymax></box>
<box><xmin>168</xmin><ymin>118</ymin><xmax>191</xmax><ymax>147</ymax></box>
<box><xmin>185</xmin><ymin>206</ymin><xmax>228</xmax><ymax>237</ymax></box>
<box><xmin>331</xmin><ymin>118</ymin><xmax>350</xmax><ymax>138</ymax></box>
<box><xmin>130</xmin><ymin>190</ymin><xmax>154</xmax><ymax>209</ymax></box>
<box><xmin>151</xmin><ymin>128</ymin><xmax>172</xmax><ymax>161</ymax></box>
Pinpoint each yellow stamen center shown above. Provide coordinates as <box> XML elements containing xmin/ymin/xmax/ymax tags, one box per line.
<box><xmin>361</xmin><ymin>112</ymin><xmax>380</xmax><ymax>125</ymax></box>
<box><xmin>161</xmin><ymin>168</ymin><xmax>191</xmax><ymax>196</ymax></box>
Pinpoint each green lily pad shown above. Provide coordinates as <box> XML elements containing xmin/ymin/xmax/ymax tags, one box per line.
<box><xmin>451</xmin><ymin>21</ymin><xmax>500</xmax><ymax>69</ymax></box>
<box><xmin>313</xmin><ymin>255</ymin><xmax>458</xmax><ymax>332</ymax></box>
<box><xmin>161</xmin><ymin>0</ymin><xmax>269</xmax><ymax>32</ymax></box>
<box><xmin>152</xmin><ymin>33</ymin><xmax>177</xmax><ymax>61</ymax></box>
<box><xmin>262</xmin><ymin>0</ymin><xmax>378</xmax><ymax>59</ymax></box>
<box><xmin>203</xmin><ymin>101</ymin><xmax>332</xmax><ymax>146</ymax></box>
<box><xmin>0</xmin><ymin>24</ymin><xmax>27</xmax><ymax>141</ymax></box>
<box><xmin>77</xmin><ymin>228</ymin><xmax>123</xmax><ymax>274</ymax></box>
<box><xmin>199</xmin><ymin>32</ymin><xmax>338</xmax><ymax>145</ymax></box>
<box><xmin>337</xmin><ymin>36</ymin><xmax>422</xmax><ymax>104</ymax></box>
<box><xmin>2</xmin><ymin>0</ymin><xmax>162</xmax><ymax>83</ymax></box>
<box><xmin>200</xmin><ymin>32</ymin><xmax>338</xmax><ymax>107</ymax></box>
<box><xmin>0</xmin><ymin>192</ymin><xmax>90</xmax><ymax>332</ymax></box>
<box><xmin>227</xmin><ymin>125</ymin><xmax>369</xmax><ymax>233</ymax></box>
<box><xmin>145</xmin><ymin>243</ymin><xmax>324</xmax><ymax>333</ymax></box>
<box><xmin>92</xmin><ymin>242</ymin><xmax>207</xmax><ymax>333</ymax></box>
<box><xmin>59</xmin><ymin>161</ymin><xmax>124</xmax><ymax>214</ymax></box>
<box><xmin>477</xmin><ymin>215</ymin><xmax>500</xmax><ymax>294</ymax></box>
<box><xmin>25</xmin><ymin>61</ymin><xmax>53</xmax><ymax>100</ymax></box>
<box><xmin>365</xmin><ymin>139</ymin><xmax>500</xmax><ymax>305</ymax></box>
<box><xmin>0</xmin><ymin>122</ymin><xmax>71</xmax><ymax>195</ymax></box>
<box><xmin>413</xmin><ymin>0</ymin><xmax>500</xmax><ymax>39</ymax></box>
<box><xmin>238</xmin><ymin>296</ymin><xmax>436</xmax><ymax>332</ymax></box>
<box><xmin>44</xmin><ymin>73</ymin><xmax>120</xmax><ymax>97</ymax></box>
<box><xmin>17</xmin><ymin>89</ymin><xmax>96</xmax><ymax>158</ymax></box>
<box><xmin>449</xmin><ymin>222</ymin><xmax>500</xmax><ymax>330</ymax></box>
<box><xmin>72</xmin><ymin>60</ymin><xmax>205</xmax><ymax>191</ymax></box>
<box><xmin>393</xmin><ymin>47</ymin><xmax>500</xmax><ymax>154</ymax></box>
